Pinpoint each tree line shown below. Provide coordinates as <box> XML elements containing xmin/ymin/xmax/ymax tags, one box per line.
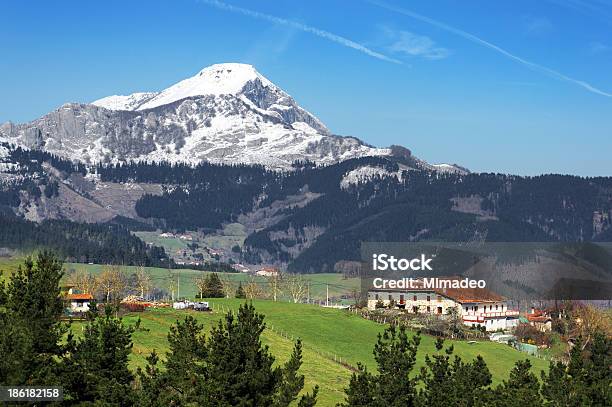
<box><xmin>0</xmin><ymin>212</ymin><xmax>170</xmax><ymax>267</ymax></box>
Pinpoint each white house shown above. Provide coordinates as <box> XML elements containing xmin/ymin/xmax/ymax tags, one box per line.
<box><xmin>65</xmin><ymin>292</ymin><xmax>94</xmax><ymax>313</ymax></box>
<box><xmin>256</xmin><ymin>267</ymin><xmax>279</xmax><ymax>277</ymax></box>
<box><xmin>367</xmin><ymin>279</ymin><xmax>519</xmax><ymax>332</ymax></box>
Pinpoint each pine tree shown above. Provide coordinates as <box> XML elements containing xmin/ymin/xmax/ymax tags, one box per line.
<box><xmin>235</xmin><ymin>281</ymin><xmax>246</xmax><ymax>299</ymax></box>
<box><xmin>541</xmin><ymin>333</ymin><xmax>612</xmax><ymax>407</ymax></box>
<box><xmin>493</xmin><ymin>360</ymin><xmax>543</xmax><ymax>407</ymax></box>
<box><xmin>2</xmin><ymin>251</ymin><xmax>65</xmax><ymax>384</ymax></box>
<box><xmin>61</xmin><ymin>306</ymin><xmax>135</xmax><ymax>404</ymax></box>
<box><xmin>198</xmin><ymin>303</ymin><xmax>317</xmax><ymax>406</ymax></box>
<box><xmin>339</xmin><ymin>364</ymin><xmax>376</xmax><ymax>407</ymax></box>
<box><xmin>340</xmin><ymin>325</ymin><xmax>420</xmax><ymax>407</ymax></box>
<box><xmin>203</xmin><ymin>272</ymin><xmax>225</xmax><ymax>298</ymax></box>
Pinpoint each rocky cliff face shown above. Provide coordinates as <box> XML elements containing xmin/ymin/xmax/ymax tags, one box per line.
<box><xmin>1</xmin><ymin>63</ymin><xmax>393</xmax><ymax>169</ymax></box>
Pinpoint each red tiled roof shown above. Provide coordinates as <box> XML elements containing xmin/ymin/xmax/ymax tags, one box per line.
<box><xmin>435</xmin><ymin>286</ymin><xmax>504</xmax><ymax>303</ymax></box>
<box><xmin>66</xmin><ymin>293</ymin><xmax>93</xmax><ymax>301</ymax></box>
<box><xmin>527</xmin><ymin>315</ymin><xmax>551</xmax><ymax>323</ymax></box>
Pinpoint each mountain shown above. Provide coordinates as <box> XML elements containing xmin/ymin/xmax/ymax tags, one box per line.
<box><xmin>1</xmin><ymin>63</ymin><xmax>413</xmax><ymax>169</ymax></box>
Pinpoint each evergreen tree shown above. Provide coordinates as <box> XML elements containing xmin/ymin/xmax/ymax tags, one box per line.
<box><xmin>235</xmin><ymin>282</ymin><xmax>246</xmax><ymax>299</ymax></box>
<box><xmin>1</xmin><ymin>251</ymin><xmax>65</xmax><ymax>384</ymax></box>
<box><xmin>339</xmin><ymin>364</ymin><xmax>376</xmax><ymax>407</ymax></box>
<box><xmin>202</xmin><ymin>272</ymin><xmax>225</xmax><ymax>298</ymax></box>
<box><xmin>418</xmin><ymin>340</ymin><xmax>492</xmax><ymax>407</ymax></box>
<box><xmin>493</xmin><ymin>360</ymin><xmax>543</xmax><ymax>407</ymax></box>
<box><xmin>0</xmin><ymin>311</ymin><xmax>34</xmax><ymax>385</ymax></box>
<box><xmin>61</xmin><ymin>306</ymin><xmax>135</xmax><ymax>405</ymax></box>
<box><xmin>199</xmin><ymin>303</ymin><xmax>317</xmax><ymax>406</ymax></box>
<box><xmin>340</xmin><ymin>325</ymin><xmax>420</xmax><ymax>407</ymax></box>
<box><xmin>541</xmin><ymin>334</ymin><xmax>612</xmax><ymax>407</ymax></box>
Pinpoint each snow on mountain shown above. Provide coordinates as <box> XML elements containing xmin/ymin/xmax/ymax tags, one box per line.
<box><xmin>340</xmin><ymin>165</ymin><xmax>403</xmax><ymax>189</ymax></box>
<box><xmin>92</xmin><ymin>92</ymin><xmax>158</xmax><ymax>111</ymax></box>
<box><xmin>0</xmin><ymin>63</ymin><xmax>465</xmax><ymax>172</ymax></box>
<box><xmin>136</xmin><ymin>63</ymin><xmax>274</xmax><ymax>110</ymax></box>
<box><xmin>430</xmin><ymin>163</ymin><xmax>469</xmax><ymax>174</ymax></box>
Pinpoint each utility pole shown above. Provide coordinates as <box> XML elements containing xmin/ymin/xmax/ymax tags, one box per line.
<box><xmin>326</xmin><ymin>284</ymin><xmax>329</xmax><ymax>307</ymax></box>
<box><xmin>307</xmin><ymin>281</ymin><xmax>310</xmax><ymax>304</ymax></box>
<box><xmin>177</xmin><ymin>271</ymin><xmax>180</xmax><ymax>300</ymax></box>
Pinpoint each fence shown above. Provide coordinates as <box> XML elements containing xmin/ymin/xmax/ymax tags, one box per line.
<box><xmin>208</xmin><ymin>301</ymin><xmax>358</xmax><ymax>372</ymax></box>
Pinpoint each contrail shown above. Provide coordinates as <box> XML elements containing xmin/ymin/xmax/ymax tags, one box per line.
<box><xmin>369</xmin><ymin>0</ymin><xmax>612</xmax><ymax>97</ymax></box>
<box><xmin>199</xmin><ymin>0</ymin><xmax>402</xmax><ymax>64</ymax></box>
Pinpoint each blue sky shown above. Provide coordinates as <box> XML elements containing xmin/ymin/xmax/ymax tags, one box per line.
<box><xmin>1</xmin><ymin>0</ymin><xmax>611</xmax><ymax>175</ymax></box>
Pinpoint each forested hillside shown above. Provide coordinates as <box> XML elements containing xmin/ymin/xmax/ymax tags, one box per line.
<box><xmin>1</xmin><ymin>140</ymin><xmax>612</xmax><ymax>273</ymax></box>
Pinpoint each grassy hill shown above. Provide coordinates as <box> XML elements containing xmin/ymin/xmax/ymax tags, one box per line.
<box><xmin>70</xmin><ymin>299</ymin><xmax>550</xmax><ymax>406</ymax></box>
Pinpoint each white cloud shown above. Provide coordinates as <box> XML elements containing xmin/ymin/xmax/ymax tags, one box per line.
<box><xmin>387</xmin><ymin>30</ymin><xmax>450</xmax><ymax>60</ymax></box>
<box><xmin>369</xmin><ymin>0</ymin><xmax>612</xmax><ymax>97</ymax></box>
<box><xmin>199</xmin><ymin>0</ymin><xmax>401</xmax><ymax>64</ymax></box>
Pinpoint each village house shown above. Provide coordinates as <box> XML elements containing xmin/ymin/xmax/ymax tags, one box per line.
<box><xmin>367</xmin><ymin>279</ymin><xmax>519</xmax><ymax>331</ymax></box>
<box><xmin>232</xmin><ymin>263</ymin><xmax>250</xmax><ymax>273</ymax></box>
<box><xmin>526</xmin><ymin>308</ymin><xmax>553</xmax><ymax>332</ymax></box>
<box><xmin>62</xmin><ymin>286</ymin><xmax>94</xmax><ymax>313</ymax></box>
<box><xmin>256</xmin><ymin>267</ymin><xmax>279</xmax><ymax>277</ymax></box>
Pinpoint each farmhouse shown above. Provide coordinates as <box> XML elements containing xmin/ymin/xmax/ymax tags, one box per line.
<box><xmin>65</xmin><ymin>292</ymin><xmax>93</xmax><ymax>313</ymax></box>
<box><xmin>527</xmin><ymin>308</ymin><xmax>553</xmax><ymax>332</ymax></box>
<box><xmin>256</xmin><ymin>267</ymin><xmax>279</xmax><ymax>277</ymax></box>
<box><xmin>367</xmin><ymin>279</ymin><xmax>519</xmax><ymax>331</ymax></box>
<box><xmin>61</xmin><ymin>285</ymin><xmax>93</xmax><ymax>313</ymax></box>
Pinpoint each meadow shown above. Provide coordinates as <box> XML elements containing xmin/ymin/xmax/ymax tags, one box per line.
<box><xmin>63</xmin><ymin>262</ymin><xmax>360</xmax><ymax>303</ymax></box>
<box><xmin>68</xmin><ymin>299</ymin><xmax>551</xmax><ymax>406</ymax></box>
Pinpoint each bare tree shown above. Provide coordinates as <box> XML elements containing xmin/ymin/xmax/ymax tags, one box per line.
<box><xmin>244</xmin><ymin>276</ymin><xmax>263</xmax><ymax>300</ymax></box>
<box><xmin>571</xmin><ymin>304</ymin><xmax>612</xmax><ymax>349</ymax></box>
<box><xmin>286</xmin><ymin>274</ymin><xmax>307</xmax><ymax>304</ymax></box>
<box><xmin>98</xmin><ymin>265</ymin><xmax>127</xmax><ymax>303</ymax></box>
<box><xmin>220</xmin><ymin>274</ymin><xmax>236</xmax><ymax>298</ymax></box>
<box><xmin>133</xmin><ymin>266</ymin><xmax>152</xmax><ymax>298</ymax></box>
<box><xmin>67</xmin><ymin>269</ymin><xmax>98</xmax><ymax>295</ymax></box>
<box><xmin>268</xmin><ymin>271</ymin><xmax>284</xmax><ymax>302</ymax></box>
<box><xmin>168</xmin><ymin>272</ymin><xmax>177</xmax><ymax>302</ymax></box>
<box><xmin>194</xmin><ymin>274</ymin><xmax>208</xmax><ymax>299</ymax></box>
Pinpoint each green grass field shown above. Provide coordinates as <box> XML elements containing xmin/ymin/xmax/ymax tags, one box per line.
<box><xmin>69</xmin><ymin>299</ymin><xmax>550</xmax><ymax>406</ymax></box>
<box><xmin>63</xmin><ymin>262</ymin><xmax>359</xmax><ymax>302</ymax></box>
<box><xmin>0</xmin><ymin>255</ymin><xmax>26</xmax><ymax>281</ymax></box>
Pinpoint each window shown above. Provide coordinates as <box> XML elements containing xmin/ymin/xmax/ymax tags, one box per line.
<box><xmin>388</xmin><ymin>295</ymin><xmax>392</xmax><ymax>301</ymax></box>
<box><xmin>427</xmin><ymin>306</ymin><xmax>431</xmax><ymax>313</ymax></box>
<box><xmin>437</xmin><ymin>307</ymin><xmax>443</xmax><ymax>314</ymax></box>
<box><xmin>412</xmin><ymin>306</ymin><xmax>418</xmax><ymax>313</ymax></box>
<box><xmin>413</xmin><ymin>295</ymin><xmax>417</xmax><ymax>301</ymax></box>
<box><xmin>427</xmin><ymin>295</ymin><xmax>431</xmax><ymax>302</ymax></box>
<box><xmin>375</xmin><ymin>294</ymin><xmax>379</xmax><ymax>300</ymax></box>
<box><xmin>495</xmin><ymin>304</ymin><xmax>498</xmax><ymax>310</ymax></box>
<box><xmin>399</xmin><ymin>294</ymin><xmax>404</xmax><ymax>304</ymax></box>
<box><xmin>437</xmin><ymin>296</ymin><xmax>442</xmax><ymax>302</ymax></box>
<box><xmin>465</xmin><ymin>307</ymin><xmax>469</xmax><ymax>312</ymax></box>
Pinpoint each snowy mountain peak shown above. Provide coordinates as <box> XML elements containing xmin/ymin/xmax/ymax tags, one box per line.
<box><xmin>135</xmin><ymin>63</ymin><xmax>275</xmax><ymax>111</ymax></box>
<box><xmin>2</xmin><ymin>63</ymin><xmax>463</xmax><ymax>172</ymax></box>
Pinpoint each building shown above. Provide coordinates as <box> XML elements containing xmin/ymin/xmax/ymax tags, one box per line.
<box><xmin>65</xmin><ymin>292</ymin><xmax>94</xmax><ymax>313</ymax></box>
<box><xmin>527</xmin><ymin>308</ymin><xmax>553</xmax><ymax>332</ymax></box>
<box><xmin>255</xmin><ymin>267</ymin><xmax>279</xmax><ymax>277</ymax></box>
<box><xmin>232</xmin><ymin>263</ymin><xmax>250</xmax><ymax>273</ymax></box>
<box><xmin>61</xmin><ymin>285</ymin><xmax>93</xmax><ymax>313</ymax></box>
<box><xmin>367</xmin><ymin>279</ymin><xmax>519</xmax><ymax>331</ymax></box>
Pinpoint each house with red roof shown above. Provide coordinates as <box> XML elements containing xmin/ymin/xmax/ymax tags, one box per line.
<box><xmin>367</xmin><ymin>278</ymin><xmax>519</xmax><ymax>331</ymax></box>
<box><xmin>62</xmin><ymin>286</ymin><xmax>94</xmax><ymax>313</ymax></box>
